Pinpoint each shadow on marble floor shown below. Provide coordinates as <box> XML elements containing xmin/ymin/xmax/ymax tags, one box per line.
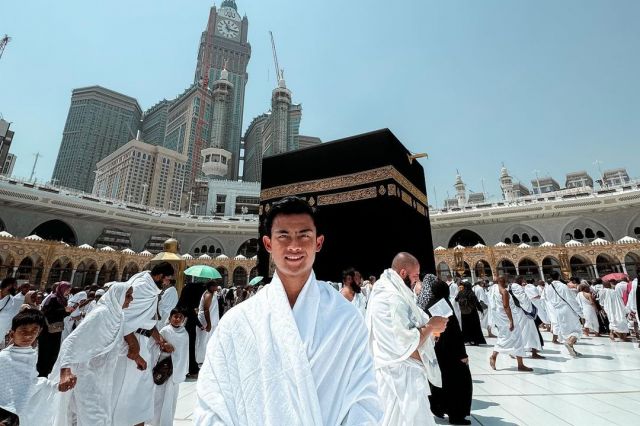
<box><xmin>471</xmin><ymin>399</ymin><xmax>499</xmax><ymax>410</ymax></box>
<box><xmin>471</xmin><ymin>414</ymin><xmax>519</xmax><ymax>426</ymax></box>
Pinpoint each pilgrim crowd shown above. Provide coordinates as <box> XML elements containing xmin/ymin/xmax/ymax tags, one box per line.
<box><xmin>1</xmin><ymin>197</ymin><xmax>639</xmax><ymax>425</ymax></box>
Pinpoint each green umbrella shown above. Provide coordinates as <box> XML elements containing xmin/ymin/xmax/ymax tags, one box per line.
<box><xmin>184</xmin><ymin>265</ymin><xmax>222</xmax><ymax>280</ymax></box>
<box><xmin>249</xmin><ymin>276</ymin><xmax>264</xmax><ymax>286</ymax></box>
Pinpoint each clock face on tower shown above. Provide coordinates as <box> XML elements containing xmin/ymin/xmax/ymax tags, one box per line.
<box><xmin>217</xmin><ymin>19</ymin><xmax>240</xmax><ymax>39</ymax></box>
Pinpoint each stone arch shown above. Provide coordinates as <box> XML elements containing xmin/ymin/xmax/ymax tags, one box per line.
<box><xmin>496</xmin><ymin>258</ymin><xmax>516</xmax><ymax>278</ymax></box>
<box><xmin>595</xmin><ymin>253</ymin><xmax>620</xmax><ymax>276</ymax></box>
<box><xmin>569</xmin><ymin>255</ymin><xmax>593</xmax><ymax>280</ymax></box>
<box><xmin>236</xmin><ymin>238</ymin><xmax>259</xmax><ymax>258</ymax></box>
<box><xmin>249</xmin><ymin>267</ymin><xmax>258</xmax><ymax>280</ymax></box>
<box><xmin>626</xmin><ymin>211</ymin><xmax>640</xmax><ymax>239</ymax></box>
<box><xmin>561</xmin><ymin>218</ymin><xmax>614</xmax><ymax>243</ymax></box>
<box><xmin>30</xmin><ymin>219</ymin><xmax>78</xmax><ymax>246</ymax></box>
<box><xmin>0</xmin><ymin>216</ymin><xmax>6</xmax><ymax>232</ymax></box>
<box><xmin>232</xmin><ymin>266</ymin><xmax>248</xmax><ymax>286</ymax></box>
<box><xmin>16</xmin><ymin>254</ymin><xmax>44</xmax><ymax>284</ymax></box>
<box><xmin>447</xmin><ymin>229</ymin><xmax>485</xmax><ymax>248</ymax></box>
<box><xmin>623</xmin><ymin>251</ymin><xmax>640</xmax><ymax>279</ymax></box>
<box><xmin>501</xmin><ymin>224</ymin><xmax>543</xmax><ymax>246</ymax></box>
<box><xmin>542</xmin><ymin>256</ymin><xmax>562</xmax><ymax>279</ymax></box>
<box><xmin>436</xmin><ymin>262</ymin><xmax>451</xmax><ymax>281</ymax></box>
<box><xmin>474</xmin><ymin>260</ymin><xmax>492</xmax><ymax>279</ymax></box>
<box><xmin>190</xmin><ymin>236</ymin><xmax>225</xmax><ymax>256</ymax></box>
<box><xmin>517</xmin><ymin>257</ymin><xmax>539</xmax><ymax>281</ymax></box>
<box><xmin>121</xmin><ymin>262</ymin><xmax>140</xmax><ymax>281</ymax></box>
<box><xmin>73</xmin><ymin>259</ymin><xmax>98</xmax><ymax>287</ymax></box>
<box><xmin>455</xmin><ymin>262</ymin><xmax>471</xmax><ymax>279</ymax></box>
<box><xmin>48</xmin><ymin>257</ymin><xmax>74</xmax><ymax>285</ymax></box>
<box><xmin>97</xmin><ymin>260</ymin><xmax>119</xmax><ymax>286</ymax></box>
<box><xmin>217</xmin><ymin>266</ymin><xmax>229</xmax><ymax>287</ymax></box>
<box><xmin>0</xmin><ymin>252</ymin><xmax>15</xmax><ymax>279</ymax></box>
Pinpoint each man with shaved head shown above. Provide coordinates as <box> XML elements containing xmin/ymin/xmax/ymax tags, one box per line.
<box><xmin>366</xmin><ymin>252</ymin><xmax>448</xmax><ymax>425</ymax></box>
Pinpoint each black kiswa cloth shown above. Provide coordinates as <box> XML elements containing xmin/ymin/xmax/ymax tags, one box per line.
<box><xmin>258</xmin><ymin>128</ymin><xmax>435</xmax><ymax>281</ymax></box>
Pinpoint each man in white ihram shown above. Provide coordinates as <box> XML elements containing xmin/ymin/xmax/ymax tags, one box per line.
<box><xmin>366</xmin><ymin>252</ymin><xmax>448</xmax><ymax>426</ymax></box>
<box><xmin>195</xmin><ymin>196</ymin><xmax>382</xmax><ymax>425</ymax></box>
<box><xmin>544</xmin><ymin>271</ymin><xmax>583</xmax><ymax>357</ymax></box>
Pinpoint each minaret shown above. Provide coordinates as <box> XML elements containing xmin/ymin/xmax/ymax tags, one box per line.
<box><xmin>210</xmin><ymin>66</ymin><xmax>234</xmax><ymax>151</ymax></box>
<box><xmin>500</xmin><ymin>165</ymin><xmax>515</xmax><ymax>202</ymax></box>
<box><xmin>202</xmin><ymin>66</ymin><xmax>233</xmax><ymax>180</ymax></box>
<box><xmin>270</xmin><ymin>75</ymin><xmax>293</xmax><ymax>155</ymax></box>
<box><xmin>455</xmin><ymin>171</ymin><xmax>466</xmax><ymax>207</ymax></box>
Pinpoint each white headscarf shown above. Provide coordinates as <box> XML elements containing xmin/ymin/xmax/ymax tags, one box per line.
<box><xmin>53</xmin><ymin>282</ymin><xmax>131</xmax><ymax>370</ymax></box>
<box><xmin>123</xmin><ymin>271</ymin><xmax>160</xmax><ymax>334</ymax></box>
<box><xmin>67</xmin><ymin>291</ymin><xmax>87</xmax><ymax>306</ymax></box>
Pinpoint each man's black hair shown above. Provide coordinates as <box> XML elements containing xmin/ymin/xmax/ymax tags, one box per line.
<box><xmin>342</xmin><ymin>268</ymin><xmax>361</xmax><ymax>293</ymax></box>
<box><xmin>261</xmin><ymin>196</ymin><xmax>320</xmax><ymax>237</ymax></box>
<box><xmin>1</xmin><ymin>277</ymin><xmax>17</xmax><ymax>289</ymax></box>
<box><xmin>12</xmin><ymin>308</ymin><xmax>47</xmax><ymax>331</ymax></box>
<box><xmin>550</xmin><ymin>271</ymin><xmax>561</xmax><ymax>280</ymax></box>
<box><xmin>342</xmin><ymin>268</ymin><xmax>356</xmax><ymax>282</ymax></box>
<box><xmin>151</xmin><ymin>262</ymin><xmax>175</xmax><ymax>277</ymax></box>
<box><xmin>206</xmin><ymin>279</ymin><xmax>220</xmax><ymax>290</ymax></box>
<box><xmin>170</xmin><ymin>306</ymin><xmax>189</xmax><ymax>317</ymax></box>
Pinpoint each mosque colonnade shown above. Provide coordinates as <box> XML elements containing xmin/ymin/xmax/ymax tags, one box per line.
<box><xmin>0</xmin><ymin>235</ymin><xmax>258</xmax><ymax>289</ymax></box>
<box><xmin>434</xmin><ymin>239</ymin><xmax>640</xmax><ymax>282</ymax></box>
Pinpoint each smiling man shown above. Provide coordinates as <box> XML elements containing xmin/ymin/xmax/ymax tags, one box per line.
<box><xmin>195</xmin><ymin>196</ymin><xmax>383</xmax><ymax>425</ymax></box>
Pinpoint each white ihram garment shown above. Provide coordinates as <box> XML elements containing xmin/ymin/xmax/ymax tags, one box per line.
<box><xmin>627</xmin><ymin>278</ymin><xmax>638</xmax><ymax>314</ymax></box>
<box><xmin>152</xmin><ymin>324</ymin><xmax>189</xmax><ymax>426</ymax></box>
<box><xmin>0</xmin><ymin>295</ymin><xmax>19</xmax><ymax>349</ymax></box>
<box><xmin>544</xmin><ymin>281</ymin><xmax>582</xmax><ymax>342</ymax></box>
<box><xmin>486</xmin><ymin>283</ymin><xmax>497</xmax><ymax>329</ymax></box>
<box><xmin>576</xmin><ymin>292</ymin><xmax>599</xmax><ymax>331</ymax></box>
<box><xmin>490</xmin><ymin>285</ymin><xmax>525</xmax><ymax>357</ymax></box>
<box><xmin>509</xmin><ymin>284</ymin><xmax>541</xmax><ymax>351</ymax></box>
<box><xmin>157</xmin><ymin>286</ymin><xmax>178</xmax><ymax>329</ymax></box>
<box><xmin>473</xmin><ymin>284</ymin><xmax>489</xmax><ymax>328</ymax></box>
<box><xmin>62</xmin><ymin>291</ymin><xmax>88</xmax><ymax>342</ymax></box>
<box><xmin>195</xmin><ymin>291</ymin><xmax>219</xmax><ymax>364</ymax></box>
<box><xmin>194</xmin><ymin>271</ymin><xmax>382</xmax><ymax>425</ymax></box>
<box><xmin>0</xmin><ymin>345</ymin><xmax>58</xmax><ymax>426</ymax></box>
<box><xmin>352</xmin><ymin>291</ymin><xmax>367</xmax><ymax>317</ymax></box>
<box><xmin>112</xmin><ymin>271</ymin><xmax>161</xmax><ymax>426</ymax></box>
<box><xmin>448</xmin><ymin>281</ymin><xmax>462</xmax><ymax>330</ymax></box>
<box><xmin>525</xmin><ymin>283</ymin><xmax>550</xmax><ymax>324</ymax></box>
<box><xmin>599</xmin><ymin>288</ymin><xmax>629</xmax><ymax>333</ymax></box>
<box><xmin>49</xmin><ymin>282</ymin><xmax>130</xmax><ymax>426</ymax></box>
<box><xmin>366</xmin><ymin>269</ymin><xmax>440</xmax><ymax>426</ymax></box>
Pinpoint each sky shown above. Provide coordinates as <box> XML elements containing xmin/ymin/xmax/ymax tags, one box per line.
<box><xmin>1</xmin><ymin>0</ymin><xmax>639</xmax><ymax>206</ymax></box>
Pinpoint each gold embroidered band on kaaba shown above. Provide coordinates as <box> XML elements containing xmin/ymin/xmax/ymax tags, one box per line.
<box><xmin>260</xmin><ymin>165</ymin><xmax>428</xmax><ymax>210</ymax></box>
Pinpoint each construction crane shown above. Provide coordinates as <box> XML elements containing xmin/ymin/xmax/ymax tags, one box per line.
<box><xmin>269</xmin><ymin>31</ymin><xmax>283</xmax><ymax>83</ymax></box>
<box><xmin>0</xmin><ymin>35</ymin><xmax>10</xmax><ymax>61</ymax></box>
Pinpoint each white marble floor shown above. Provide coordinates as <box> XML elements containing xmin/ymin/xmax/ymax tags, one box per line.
<box><xmin>174</xmin><ymin>331</ymin><xmax>639</xmax><ymax>425</ymax></box>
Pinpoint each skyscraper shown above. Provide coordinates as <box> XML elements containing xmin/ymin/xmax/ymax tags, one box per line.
<box><xmin>194</xmin><ymin>0</ymin><xmax>251</xmax><ymax>180</ymax></box>
<box><xmin>92</xmin><ymin>136</ymin><xmax>187</xmax><ymax>210</ymax></box>
<box><xmin>0</xmin><ymin>118</ymin><xmax>15</xmax><ymax>176</ymax></box>
<box><xmin>242</xmin><ymin>78</ymin><xmax>307</xmax><ymax>183</ymax></box>
<box><xmin>163</xmin><ymin>84</ymin><xmax>214</xmax><ymax>191</ymax></box>
<box><xmin>241</xmin><ymin>114</ymin><xmax>269</xmax><ymax>182</ymax></box>
<box><xmin>262</xmin><ymin>78</ymin><xmax>301</xmax><ymax>157</ymax></box>
<box><xmin>141</xmin><ymin>99</ymin><xmax>170</xmax><ymax>147</ymax></box>
<box><xmin>52</xmin><ymin>86</ymin><xmax>142</xmax><ymax>192</ymax></box>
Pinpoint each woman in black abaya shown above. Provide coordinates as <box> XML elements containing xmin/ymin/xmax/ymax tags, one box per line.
<box><xmin>418</xmin><ymin>274</ymin><xmax>473</xmax><ymax>426</ymax></box>
<box><xmin>456</xmin><ymin>281</ymin><xmax>487</xmax><ymax>346</ymax></box>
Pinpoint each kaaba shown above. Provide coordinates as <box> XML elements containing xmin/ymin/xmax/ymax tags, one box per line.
<box><xmin>258</xmin><ymin>129</ymin><xmax>435</xmax><ymax>282</ymax></box>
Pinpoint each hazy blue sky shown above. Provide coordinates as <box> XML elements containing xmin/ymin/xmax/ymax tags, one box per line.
<box><xmin>1</xmin><ymin>0</ymin><xmax>639</xmax><ymax>206</ymax></box>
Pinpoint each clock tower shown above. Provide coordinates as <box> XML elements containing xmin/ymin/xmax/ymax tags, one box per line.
<box><xmin>194</xmin><ymin>0</ymin><xmax>251</xmax><ymax>180</ymax></box>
